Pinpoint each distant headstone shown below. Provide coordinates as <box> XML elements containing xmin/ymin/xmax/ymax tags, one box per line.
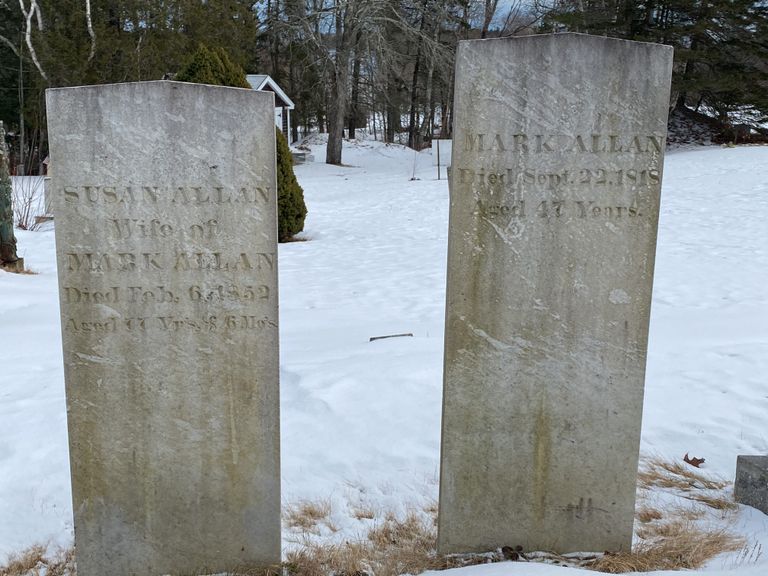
<box><xmin>439</xmin><ymin>34</ymin><xmax>673</xmax><ymax>554</ymax></box>
<box><xmin>735</xmin><ymin>456</ymin><xmax>768</xmax><ymax>514</ymax></box>
<box><xmin>46</xmin><ymin>81</ymin><xmax>280</xmax><ymax>576</ymax></box>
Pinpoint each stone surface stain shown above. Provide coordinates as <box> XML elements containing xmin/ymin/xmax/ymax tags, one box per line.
<box><xmin>532</xmin><ymin>394</ymin><xmax>551</xmax><ymax>526</ymax></box>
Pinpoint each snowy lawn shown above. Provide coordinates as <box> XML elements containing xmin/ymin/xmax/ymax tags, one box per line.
<box><xmin>1</xmin><ymin>141</ymin><xmax>767</xmax><ymax>575</ymax></box>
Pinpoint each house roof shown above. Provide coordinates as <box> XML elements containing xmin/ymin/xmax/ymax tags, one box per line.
<box><xmin>246</xmin><ymin>74</ymin><xmax>295</xmax><ymax>109</ymax></box>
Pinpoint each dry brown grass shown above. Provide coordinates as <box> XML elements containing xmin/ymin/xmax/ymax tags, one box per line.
<box><xmin>589</xmin><ymin>456</ymin><xmax>746</xmax><ymax>572</ymax></box>
<box><xmin>351</xmin><ymin>505</ymin><xmax>376</xmax><ymax>520</ymax></box>
<box><xmin>0</xmin><ymin>546</ymin><xmax>74</xmax><ymax>576</ymax></box>
<box><xmin>683</xmin><ymin>493</ymin><xmax>739</xmax><ymax>511</ymax></box>
<box><xmin>423</xmin><ymin>501</ymin><xmax>439</xmax><ymax>518</ymax></box>
<box><xmin>636</xmin><ymin>506</ymin><xmax>663</xmax><ymax>523</ymax></box>
<box><xmin>285</xmin><ymin>499</ymin><xmax>333</xmax><ymax>532</ymax></box>
<box><xmin>588</xmin><ymin>521</ymin><xmax>744</xmax><ymax>573</ymax></box>
<box><xmin>285</xmin><ymin>511</ymin><xmax>441</xmax><ymax>576</ymax></box>
<box><xmin>638</xmin><ymin>458</ymin><xmax>728</xmax><ymax>492</ymax></box>
<box><xmin>635</xmin><ymin>458</ymin><xmax>737</xmax><ymax>515</ymax></box>
<box><xmin>285</xmin><ymin>541</ymin><xmax>370</xmax><ymax>576</ymax></box>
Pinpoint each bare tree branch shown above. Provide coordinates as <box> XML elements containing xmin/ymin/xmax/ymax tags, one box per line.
<box><xmin>0</xmin><ymin>33</ymin><xmax>20</xmax><ymax>58</ymax></box>
<box><xmin>18</xmin><ymin>0</ymin><xmax>48</xmax><ymax>82</ymax></box>
<box><xmin>84</xmin><ymin>0</ymin><xmax>96</xmax><ymax>62</ymax></box>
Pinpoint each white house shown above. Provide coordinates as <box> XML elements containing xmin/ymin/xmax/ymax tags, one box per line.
<box><xmin>246</xmin><ymin>74</ymin><xmax>295</xmax><ymax>143</ymax></box>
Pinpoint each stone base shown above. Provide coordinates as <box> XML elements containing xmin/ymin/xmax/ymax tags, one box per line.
<box><xmin>734</xmin><ymin>455</ymin><xmax>768</xmax><ymax>514</ymax></box>
<box><xmin>0</xmin><ymin>258</ymin><xmax>25</xmax><ymax>273</ymax></box>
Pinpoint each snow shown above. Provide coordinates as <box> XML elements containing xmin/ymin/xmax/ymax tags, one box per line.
<box><xmin>1</xmin><ymin>140</ymin><xmax>767</xmax><ymax>576</ymax></box>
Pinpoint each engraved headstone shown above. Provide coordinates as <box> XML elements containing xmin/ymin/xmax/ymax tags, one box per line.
<box><xmin>47</xmin><ymin>81</ymin><xmax>280</xmax><ymax>575</ymax></box>
<box><xmin>439</xmin><ymin>34</ymin><xmax>673</xmax><ymax>554</ymax></box>
<box><xmin>735</xmin><ymin>455</ymin><xmax>768</xmax><ymax>514</ymax></box>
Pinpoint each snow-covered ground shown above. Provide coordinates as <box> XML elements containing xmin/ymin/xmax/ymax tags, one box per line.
<box><xmin>1</xmin><ymin>140</ymin><xmax>767</xmax><ymax>575</ymax></box>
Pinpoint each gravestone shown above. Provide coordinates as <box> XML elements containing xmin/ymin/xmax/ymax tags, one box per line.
<box><xmin>46</xmin><ymin>81</ymin><xmax>280</xmax><ymax>576</ymax></box>
<box><xmin>439</xmin><ymin>34</ymin><xmax>673</xmax><ymax>554</ymax></box>
<box><xmin>735</xmin><ymin>456</ymin><xmax>768</xmax><ymax>514</ymax></box>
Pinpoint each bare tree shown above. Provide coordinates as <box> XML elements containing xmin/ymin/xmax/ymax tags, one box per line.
<box><xmin>481</xmin><ymin>0</ymin><xmax>499</xmax><ymax>38</ymax></box>
<box><xmin>276</xmin><ymin>0</ymin><xmax>451</xmax><ymax>164</ymax></box>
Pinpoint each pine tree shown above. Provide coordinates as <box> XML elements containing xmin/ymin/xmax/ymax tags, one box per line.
<box><xmin>175</xmin><ymin>45</ymin><xmax>250</xmax><ymax>88</ymax></box>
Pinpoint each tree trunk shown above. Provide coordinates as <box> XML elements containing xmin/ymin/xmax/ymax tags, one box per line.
<box><xmin>407</xmin><ymin>46</ymin><xmax>422</xmax><ymax>149</ymax></box>
<box><xmin>418</xmin><ymin>23</ymin><xmax>439</xmax><ymax>144</ymax></box>
<box><xmin>676</xmin><ymin>37</ymin><xmax>699</xmax><ymax>110</ymax></box>
<box><xmin>481</xmin><ymin>0</ymin><xmax>499</xmax><ymax>39</ymax></box>
<box><xmin>326</xmin><ymin>52</ymin><xmax>350</xmax><ymax>165</ymax></box>
<box><xmin>407</xmin><ymin>3</ymin><xmax>428</xmax><ymax>149</ymax></box>
<box><xmin>268</xmin><ymin>0</ymin><xmax>282</xmax><ymax>82</ymax></box>
<box><xmin>386</xmin><ymin>101</ymin><xmax>397</xmax><ymax>143</ymax></box>
<box><xmin>0</xmin><ymin>123</ymin><xmax>20</xmax><ymax>266</ymax></box>
<box><xmin>441</xmin><ymin>67</ymin><xmax>455</xmax><ymax>138</ymax></box>
<box><xmin>349</xmin><ymin>38</ymin><xmax>362</xmax><ymax>139</ymax></box>
<box><xmin>288</xmin><ymin>46</ymin><xmax>300</xmax><ymax>143</ymax></box>
<box><xmin>385</xmin><ymin>68</ymin><xmax>397</xmax><ymax>143</ymax></box>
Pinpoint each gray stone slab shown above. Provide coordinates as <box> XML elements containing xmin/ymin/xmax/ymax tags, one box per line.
<box><xmin>439</xmin><ymin>34</ymin><xmax>673</xmax><ymax>554</ymax></box>
<box><xmin>46</xmin><ymin>81</ymin><xmax>280</xmax><ymax>576</ymax></box>
<box><xmin>735</xmin><ymin>455</ymin><xmax>768</xmax><ymax>515</ymax></box>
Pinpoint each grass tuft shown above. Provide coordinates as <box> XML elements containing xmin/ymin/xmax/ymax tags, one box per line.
<box><xmin>285</xmin><ymin>499</ymin><xmax>333</xmax><ymax>533</ymax></box>
<box><xmin>286</xmin><ymin>509</ymin><xmax>440</xmax><ymax>576</ymax></box>
<box><xmin>351</xmin><ymin>506</ymin><xmax>376</xmax><ymax>521</ymax></box>
<box><xmin>588</xmin><ymin>522</ymin><xmax>744</xmax><ymax>573</ymax></box>
<box><xmin>636</xmin><ymin>506</ymin><xmax>663</xmax><ymax>523</ymax></box>
<box><xmin>638</xmin><ymin>458</ymin><xmax>728</xmax><ymax>492</ymax></box>
<box><xmin>0</xmin><ymin>546</ymin><xmax>74</xmax><ymax>576</ymax></box>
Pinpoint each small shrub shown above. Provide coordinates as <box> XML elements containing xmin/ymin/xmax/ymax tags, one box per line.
<box><xmin>276</xmin><ymin>128</ymin><xmax>307</xmax><ymax>242</ymax></box>
<box><xmin>12</xmin><ymin>176</ymin><xmax>47</xmax><ymax>231</ymax></box>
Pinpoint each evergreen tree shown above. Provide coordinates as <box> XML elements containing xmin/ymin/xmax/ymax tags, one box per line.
<box><xmin>275</xmin><ymin>128</ymin><xmax>307</xmax><ymax>242</ymax></box>
<box><xmin>0</xmin><ymin>7</ymin><xmax>22</xmax><ymax>132</ymax></box>
<box><xmin>175</xmin><ymin>45</ymin><xmax>250</xmax><ymax>88</ymax></box>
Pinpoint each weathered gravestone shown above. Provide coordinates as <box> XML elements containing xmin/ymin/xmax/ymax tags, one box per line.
<box><xmin>439</xmin><ymin>34</ymin><xmax>673</xmax><ymax>554</ymax></box>
<box><xmin>46</xmin><ymin>81</ymin><xmax>280</xmax><ymax>576</ymax></box>
<box><xmin>735</xmin><ymin>456</ymin><xmax>768</xmax><ymax>515</ymax></box>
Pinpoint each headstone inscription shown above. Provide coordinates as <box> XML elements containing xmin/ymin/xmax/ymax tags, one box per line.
<box><xmin>46</xmin><ymin>81</ymin><xmax>280</xmax><ymax>576</ymax></box>
<box><xmin>439</xmin><ymin>34</ymin><xmax>673</xmax><ymax>554</ymax></box>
